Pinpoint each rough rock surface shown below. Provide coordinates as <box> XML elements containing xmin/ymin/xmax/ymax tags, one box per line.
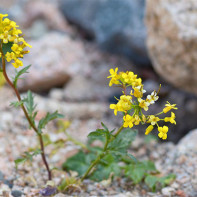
<box><xmin>146</xmin><ymin>0</ymin><xmax>197</xmax><ymax>95</ymax></box>
<box><xmin>10</xmin><ymin>33</ymin><xmax>91</xmax><ymax>92</ymax></box>
<box><xmin>60</xmin><ymin>0</ymin><xmax>150</xmax><ymax>66</ymax></box>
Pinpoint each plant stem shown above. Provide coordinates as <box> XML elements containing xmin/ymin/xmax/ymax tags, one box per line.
<box><xmin>1</xmin><ymin>48</ymin><xmax>52</xmax><ymax>180</ymax></box>
<box><xmin>81</xmin><ymin>124</ymin><xmax>124</xmax><ymax>181</ymax></box>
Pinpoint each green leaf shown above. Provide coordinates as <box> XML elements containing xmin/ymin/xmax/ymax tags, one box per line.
<box><xmin>108</xmin><ymin>128</ymin><xmax>137</xmax><ymax>154</ymax></box>
<box><xmin>10</xmin><ymin>99</ymin><xmax>26</xmax><ymax>108</ymax></box>
<box><xmin>14</xmin><ymin>149</ymin><xmax>42</xmax><ymax>170</ymax></box>
<box><xmin>38</xmin><ymin>111</ymin><xmax>64</xmax><ymax>133</ymax></box>
<box><xmin>13</xmin><ymin>65</ymin><xmax>31</xmax><ymax>87</ymax></box>
<box><xmin>14</xmin><ymin>158</ymin><xmax>26</xmax><ymax>170</ymax></box>
<box><xmin>124</xmin><ymin>161</ymin><xmax>157</xmax><ymax>184</ymax></box>
<box><xmin>127</xmin><ymin>153</ymin><xmax>137</xmax><ymax>163</ymax></box>
<box><xmin>90</xmin><ymin>154</ymin><xmax>121</xmax><ymax>181</ymax></box>
<box><xmin>145</xmin><ymin>174</ymin><xmax>176</xmax><ymax>192</ymax></box>
<box><xmin>2</xmin><ymin>42</ymin><xmax>13</xmax><ymax>55</ymax></box>
<box><xmin>125</xmin><ymin>163</ymin><xmax>146</xmax><ymax>184</ymax></box>
<box><xmin>88</xmin><ymin>129</ymin><xmax>108</xmax><ymax>139</ymax></box>
<box><xmin>62</xmin><ymin>151</ymin><xmax>96</xmax><ymax>176</ymax></box>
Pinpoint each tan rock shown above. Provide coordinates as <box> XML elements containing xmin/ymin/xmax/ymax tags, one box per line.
<box><xmin>13</xmin><ymin>33</ymin><xmax>90</xmax><ymax>92</ymax></box>
<box><xmin>146</xmin><ymin>0</ymin><xmax>197</xmax><ymax>94</ymax></box>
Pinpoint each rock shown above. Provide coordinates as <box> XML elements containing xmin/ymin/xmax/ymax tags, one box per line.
<box><xmin>11</xmin><ymin>190</ymin><xmax>23</xmax><ymax>197</ymax></box>
<box><xmin>177</xmin><ymin>129</ymin><xmax>197</xmax><ymax>152</ymax></box>
<box><xmin>23</xmin><ymin>1</ymin><xmax>72</xmax><ymax>33</ymax></box>
<box><xmin>34</xmin><ymin>94</ymin><xmax>108</xmax><ymax>119</ymax></box>
<box><xmin>63</xmin><ymin>75</ymin><xmax>95</xmax><ymax>101</ymax></box>
<box><xmin>146</xmin><ymin>0</ymin><xmax>197</xmax><ymax>94</ymax></box>
<box><xmin>161</xmin><ymin>187</ymin><xmax>175</xmax><ymax>196</ymax></box>
<box><xmin>11</xmin><ymin>33</ymin><xmax>90</xmax><ymax>92</ymax></box>
<box><xmin>60</xmin><ymin>0</ymin><xmax>150</xmax><ymax>66</ymax></box>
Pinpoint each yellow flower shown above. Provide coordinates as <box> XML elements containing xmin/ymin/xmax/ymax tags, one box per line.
<box><xmin>163</xmin><ymin>101</ymin><xmax>178</xmax><ymax>113</ymax></box>
<box><xmin>158</xmin><ymin>126</ymin><xmax>168</xmax><ymax>140</ymax></box>
<box><xmin>138</xmin><ymin>98</ymin><xmax>149</xmax><ymax>111</ymax></box>
<box><xmin>12</xmin><ymin>59</ymin><xmax>23</xmax><ymax>68</ymax></box>
<box><xmin>164</xmin><ymin>112</ymin><xmax>176</xmax><ymax>124</ymax></box>
<box><xmin>0</xmin><ymin>14</ymin><xmax>31</xmax><ymax>67</ymax></box>
<box><xmin>107</xmin><ymin>68</ymin><xmax>120</xmax><ymax>87</ymax></box>
<box><xmin>145</xmin><ymin>125</ymin><xmax>154</xmax><ymax>135</ymax></box>
<box><xmin>133</xmin><ymin>115</ymin><xmax>141</xmax><ymax>125</ymax></box>
<box><xmin>148</xmin><ymin>115</ymin><xmax>160</xmax><ymax>125</ymax></box>
<box><xmin>5</xmin><ymin>52</ymin><xmax>16</xmax><ymax>62</ymax></box>
<box><xmin>123</xmin><ymin>114</ymin><xmax>134</xmax><ymax>128</ymax></box>
<box><xmin>110</xmin><ymin>104</ymin><xmax>119</xmax><ymax>116</ymax></box>
<box><xmin>121</xmin><ymin>71</ymin><xmax>136</xmax><ymax>84</ymax></box>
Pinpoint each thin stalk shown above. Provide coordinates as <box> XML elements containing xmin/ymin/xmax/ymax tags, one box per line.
<box><xmin>81</xmin><ymin>124</ymin><xmax>124</xmax><ymax>181</ymax></box>
<box><xmin>1</xmin><ymin>48</ymin><xmax>52</xmax><ymax>180</ymax></box>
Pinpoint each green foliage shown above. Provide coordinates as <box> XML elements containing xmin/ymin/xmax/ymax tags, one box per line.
<box><xmin>13</xmin><ymin>65</ymin><xmax>31</xmax><ymax>87</ymax></box>
<box><xmin>38</xmin><ymin>111</ymin><xmax>64</xmax><ymax>134</ymax></box>
<box><xmin>2</xmin><ymin>42</ymin><xmax>13</xmax><ymax>55</ymax></box>
<box><xmin>10</xmin><ymin>99</ymin><xmax>26</xmax><ymax>108</ymax></box>
<box><xmin>107</xmin><ymin>128</ymin><xmax>137</xmax><ymax>155</ymax></box>
<box><xmin>62</xmin><ymin>151</ymin><xmax>96</xmax><ymax>176</ymax></box>
<box><xmin>124</xmin><ymin>161</ymin><xmax>157</xmax><ymax>184</ymax></box>
<box><xmin>15</xmin><ymin>149</ymin><xmax>42</xmax><ymax>169</ymax></box>
<box><xmin>90</xmin><ymin>154</ymin><xmax>121</xmax><ymax>181</ymax></box>
<box><xmin>145</xmin><ymin>174</ymin><xmax>176</xmax><ymax>192</ymax></box>
<box><xmin>63</xmin><ymin>127</ymin><xmax>138</xmax><ymax>181</ymax></box>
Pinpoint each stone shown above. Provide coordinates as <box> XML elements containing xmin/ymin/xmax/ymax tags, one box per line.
<box><xmin>60</xmin><ymin>0</ymin><xmax>150</xmax><ymax>66</ymax></box>
<box><xmin>34</xmin><ymin>94</ymin><xmax>108</xmax><ymax>119</ymax></box>
<box><xmin>161</xmin><ymin>187</ymin><xmax>175</xmax><ymax>196</ymax></box>
<box><xmin>23</xmin><ymin>1</ymin><xmax>72</xmax><ymax>33</ymax></box>
<box><xmin>11</xmin><ymin>190</ymin><xmax>23</xmax><ymax>197</ymax></box>
<box><xmin>177</xmin><ymin>129</ymin><xmax>197</xmax><ymax>151</ymax></box>
<box><xmin>146</xmin><ymin>0</ymin><xmax>197</xmax><ymax>94</ymax></box>
<box><xmin>10</xmin><ymin>33</ymin><xmax>90</xmax><ymax>92</ymax></box>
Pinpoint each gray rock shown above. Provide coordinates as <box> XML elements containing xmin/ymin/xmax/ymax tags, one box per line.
<box><xmin>60</xmin><ymin>0</ymin><xmax>150</xmax><ymax>66</ymax></box>
<box><xmin>11</xmin><ymin>190</ymin><xmax>23</xmax><ymax>197</ymax></box>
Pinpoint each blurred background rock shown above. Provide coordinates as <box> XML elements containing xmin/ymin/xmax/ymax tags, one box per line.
<box><xmin>1</xmin><ymin>0</ymin><xmax>197</xmax><ymax>143</ymax></box>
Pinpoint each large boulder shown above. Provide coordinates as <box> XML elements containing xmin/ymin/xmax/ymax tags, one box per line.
<box><xmin>60</xmin><ymin>0</ymin><xmax>150</xmax><ymax>66</ymax></box>
<box><xmin>146</xmin><ymin>0</ymin><xmax>197</xmax><ymax>95</ymax></box>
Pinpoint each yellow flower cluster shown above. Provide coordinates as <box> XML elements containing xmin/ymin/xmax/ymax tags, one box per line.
<box><xmin>0</xmin><ymin>14</ymin><xmax>31</xmax><ymax>68</ymax></box>
<box><xmin>108</xmin><ymin>68</ymin><xmax>178</xmax><ymax>140</ymax></box>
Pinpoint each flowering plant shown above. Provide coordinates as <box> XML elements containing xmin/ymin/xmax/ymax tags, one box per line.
<box><xmin>0</xmin><ymin>13</ymin><xmax>178</xmax><ymax>193</ymax></box>
<box><xmin>0</xmin><ymin>13</ymin><xmax>63</xmax><ymax>181</ymax></box>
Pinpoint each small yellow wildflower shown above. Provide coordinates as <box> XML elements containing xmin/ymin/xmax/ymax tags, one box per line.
<box><xmin>133</xmin><ymin>115</ymin><xmax>141</xmax><ymax>125</ymax></box>
<box><xmin>163</xmin><ymin>101</ymin><xmax>178</xmax><ymax>113</ymax></box>
<box><xmin>133</xmin><ymin>86</ymin><xmax>145</xmax><ymax>98</ymax></box>
<box><xmin>164</xmin><ymin>112</ymin><xmax>176</xmax><ymax>125</ymax></box>
<box><xmin>121</xmin><ymin>71</ymin><xmax>136</xmax><ymax>84</ymax></box>
<box><xmin>123</xmin><ymin>114</ymin><xmax>134</xmax><ymax>128</ymax></box>
<box><xmin>108</xmin><ymin>67</ymin><xmax>177</xmax><ymax>141</ymax></box>
<box><xmin>107</xmin><ymin>68</ymin><xmax>120</xmax><ymax>87</ymax></box>
<box><xmin>158</xmin><ymin>126</ymin><xmax>168</xmax><ymax>140</ymax></box>
<box><xmin>0</xmin><ymin>14</ymin><xmax>31</xmax><ymax>68</ymax></box>
<box><xmin>138</xmin><ymin>98</ymin><xmax>149</xmax><ymax>111</ymax></box>
<box><xmin>145</xmin><ymin>125</ymin><xmax>154</xmax><ymax>135</ymax></box>
<box><xmin>148</xmin><ymin>115</ymin><xmax>160</xmax><ymax>125</ymax></box>
<box><xmin>12</xmin><ymin>59</ymin><xmax>23</xmax><ymax>68</ymax></box>
<box><xmin>110</xmin><ymin>103</ymin><xmax>119</xmax><ymax>116</ymax></box>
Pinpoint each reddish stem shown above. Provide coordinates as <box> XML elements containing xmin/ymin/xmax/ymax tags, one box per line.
<box><xmin>1</xmin><ymin>47</ymin><xmax>52</xmax><ymax>180</ymax></box>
